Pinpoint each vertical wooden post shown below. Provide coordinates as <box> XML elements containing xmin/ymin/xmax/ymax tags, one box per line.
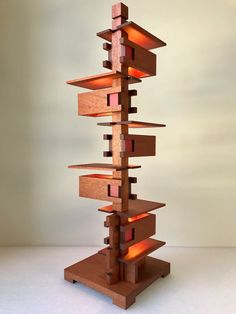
<box><xmin>105</xmin><ymin>2</ymin><xmax>129</xmax><ymax>284</ymax></box>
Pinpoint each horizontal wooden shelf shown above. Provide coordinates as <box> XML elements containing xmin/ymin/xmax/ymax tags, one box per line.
<box><xmin>97</xmin><ymin>21</ymin><xmax>166</xmax><ymax>50</ymax></box>
<box><xmin>67</xmin><ymin>71</ymin><xmax>140</xmax><ymax>90</ymax></box>
<box><xmin>98</xmin><ymin>199</ymin><xmax>165</xmax><ymax>216</ymax></box>
<box><xmin>122</xmin><ymin>199</ymin><xmax>165</xmax><ymax>217</ymax></box>
<box><xmin>68</xmin><ymin>163</ymin><xmax>141</xmax><ymax>171</ymax></box>
<box><xmin>119</xmin><ymin>238</ymin><xmax>165</xmax><ymax>264</ymax></box>
<box><xmin>98</xmin><ymin>205</ymin><xmax>115</xmax><ymax>213</ymax></box>
<box><xmin>97</xmin><ymin>120</ymin><xmax>166</xmax><ymax>128</ymax></box>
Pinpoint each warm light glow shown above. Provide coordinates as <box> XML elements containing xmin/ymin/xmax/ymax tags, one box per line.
<box><xmin>87</xmin><ymin>112</ymin><xmax>112</xmax><ymax>117</ymax></box>
<box><xmin>124</xmin><ymin>240</ymin><xmax>150</xmax><ymax>260</ymax></box>
<box><xmin>89</xmin><ymin>77</ymin><xmax>113</xmax><ymax>89</ymax></box>
<box><xmin>86</xmin><ymin>174</ymin><xmax>112</xmax><ymax>179</ymax></box>
<box><xmin>128</xmin><ymin>67</ymin><xmax>148</xmax><ymax>78</ymax></box>
<box><xmin>128</xmin><ymin>213</ymin><xmax>149</xmax><ymax>223</ymax></box>
<box><xmin>99</xmin><ymin>205</ymin><xmax>114</xmax><ymax>213</ymax></box>
<box><xmin>125</xmin><ymin>25</ymin><xmax>154</xmax><ymax>50</ymax></box>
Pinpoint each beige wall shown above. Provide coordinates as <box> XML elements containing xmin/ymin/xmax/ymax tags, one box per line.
<box><xmin>0</xmin><ymin>0</ymin><xmax>235</xmax><ymax>246</ymax></box>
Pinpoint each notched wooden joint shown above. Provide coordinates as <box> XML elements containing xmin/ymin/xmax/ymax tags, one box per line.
<box><xmin>103</xmin><ymin>43</ymin><xmax>112</xmax><ymax>51</ymax></box>
<box><xmin>103</xmin><ymin>60</ymin><xmax>112</xmax><ymax>70</ymax></box>
<box><xmin>129</xmin><ymin>177</ymin><xmax>137</xmax><ymax>184</ymax></box>
<box><xmin>108</xmin><ymin>184</ymin><xmax>120</xmax><ymax>198</ymax></box>
<box><xmin>103</xmin><ymin>151</ymin><xmax>112</xmax><ymax>157</ymax></box>
<box><xmin>120</xmin><ymin>37</ymin><xmax>125</xmax><ymax>45</ymax></box>
<box><xmin>129</xmin><ymin>107</ymin><xmax>137</xmax><ymax>114</ymax></box>
<box><xmin>120</xmin><ymin>56</ymin><xmax>127</xmax><ymax>64</ymax></box>
<box><xmin>129</xmin><ymin>194</ymin><xmax>137</xmax><ymax>200</ymax></box>
<box><xmin>129</xmin><ymin>89</ymin><xmax>138</xmax><ymax>97</ymax></box>
<box><xmin>103</xmin><ymin>134</ymin><xmax>112</xmax><ymax>140</ymax></box>
<box><xmin>107</xmin><ymin>92</ymin><xmax>121</xmax><ymax>107</ymax></box>
<box><xmin>104</xmin><ymin>236</ymin><xmax>110</xmax><ymax>245</ymax></box>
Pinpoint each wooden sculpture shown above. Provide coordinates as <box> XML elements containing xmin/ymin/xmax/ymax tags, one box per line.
<box><xmin>64</xmin><ymin>2</ymin><xmax>170</xmax><ymax>309</ymax></box>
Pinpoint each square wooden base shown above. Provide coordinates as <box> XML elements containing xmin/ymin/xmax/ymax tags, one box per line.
<box><xmin>64</xmin><ymin>252</ymin><xmax>170</xmax><ymax>309</ymax></box>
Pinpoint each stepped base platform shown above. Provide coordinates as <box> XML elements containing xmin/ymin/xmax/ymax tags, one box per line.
<box><xmin>64</xmin><ymin>252</ymin><xmax>170</xmax><ymax>309</ymax></box>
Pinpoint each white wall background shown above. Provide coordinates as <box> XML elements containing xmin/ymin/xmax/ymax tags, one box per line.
<box><xmin>0</xmin><ymin>0</ymin><xmax>236</xmax><ymax>246</ymax></box>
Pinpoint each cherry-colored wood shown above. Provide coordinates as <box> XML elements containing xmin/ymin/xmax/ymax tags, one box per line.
<box><xmin>67</xmin><ymin>71</ymin><xmax>140</xmax><ymax>90</ymax></box>
<box><xmin>97</xmin><ymin>22</ymin><xmax>166</xmax><ymax>50</ymax></box>
<box><xmin>98</xmin><ymin>120</ymin><xmax>166</xmax><ymax>128</ymax></box>
<box><xmin>99</xmin><ymin>199</ymin><xmax>165</xmax><ymax>217</ymax></box>
<box><xmin>65</xmin><ymin>2</ymin><xmax>169</xmax><ymax>309</ymax></box>
<box><xmin>64</xmin><ymin>253</ymin><xmax>170</xmax><ymax>309</ymax></box>
<box><xmin>119</xmin><ymin>238</ymin><xmax>165</xmax><ymax>264</ymax></box>
<box><xmin>78</xmin><ymin>86</ymin><xmax>121</xmax><ymax>116</ymax></box>
<box><xmin>124</xmin><ymin>258</ymin><xmax>145</xmax><ymax>283</ymax></box>
<box><xmin>112</xmin><ymin>2</ymin><xmax>128</xmax><ymax>20</ymax></box>
<box><xmin>68</xmin><ymin>163</ymin><xmax>141</xmax><ymax>171</ymax></box>
<box><xmin>98</xmin><ymin>204</ymin><xmax>116</xmax><ymax>213</ymax></box>
<box><xmin>79</xmin><ymin>174</ymin><xmax>122</xmax><ymax>203</ymax></box>
<box><xmin>120</xmin><ymin>213</ymin><xmax>156</xmax><ymax>250</ymax></box>
<box><xmin>120</xmin><ymin>37</ymin><xmax>156</xmax><ymax>78</ymax></box>
<box><xmin>120</xmin><ymin>134</ymin><xmax>156</xmax><ymax>157</ymax></box>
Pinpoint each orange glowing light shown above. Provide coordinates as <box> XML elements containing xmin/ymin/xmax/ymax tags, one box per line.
<box><xmin>128</xmin><ymin>213</ymin><xmax>149</xmax><ymax>223</ymax></box>
<box><xmin>87</xmin><ymin>174</ymin><xmax>112</xmax><ymax>179</ymax></box>
<box><xmin>125</xmin><ymin>26</ymin><xmax>149</xmax><ymax>49</ymax></box>
<box><xmin>128</xmin><ymin>67</ymin><xmax>148</xmax><ymax>78</ymax></box>
<box><xmin>124</xmin><ymin>240</ymin><xmax>150</xmax><ymax>260</ymax></box>
<box><xmin>88</xmin><ymin>112</ymin><xmax>112</xmax><ymax>117</ymax></box>
<box><xmin>99</xmin><ymin>205</ymin><xmax>114</xmax><ymax>213</ymax></box>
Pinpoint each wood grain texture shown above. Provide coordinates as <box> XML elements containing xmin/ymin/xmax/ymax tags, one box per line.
<box><xmin>120</xmin><ymin>134</ymin><xmax>156</xmax><ymax>157</ymax></box>
<box><xmin>98</xmin><ymin>199</ymin><xmax>165</xmax><ymax>216</ymax></box>
<box><xmin>120</xmin><ymin>37</ymin><xmax>156</xmax><ymax>78</ymax></box>
<box><xmin>78</xmin><ymin>87</ymin><xmax>121</xmax><ymax>116</ymax></box>
<box><xmin>66</xmin><ymin>2</ymin><xmax>169</xmax><ymax>307</ymax></box>
<box><xmin>124</xmin><ymin>258</ymin><xmax>145</xmax><ymax>284</ymax></box>
<box><xmin>119</xmin><ymin>238</ymin><xmax>165</xmax><ymax>264</ymax></box>
<box><xmin>120</xmin><ymin>213</ymin><xmax>156</xmax><ymax>250</ymax></box>
<box><xmin>67</xmin><ymin>71</ymin><xmax>140</xmax><ymax>90</ymax></box>
<box><xmin>119</xmin><ymin>199</ymin><xmax>166</xmax><ymax>218</ymax></box>
<box><xmin>68</xmin><ymin>163</ymin><xmax>141</xmax><ymax>171</ymax></box>
<box><xmin>79</xmin><ymin>174</ymin><xmax>121</xmax><ymax>203</ymax></box>
<box><xmin>112</xmin><ymin>2</ymin><xmax>128</xmax><ymax>19</ymax></box>
<box><xmin>64</xmin><ymin>253</ymin><xmax>170</xmax><ymax>309</ymax></box>
<box><xmin>97</xmin><ymin>22</ymin><xmax>166</xmax><ymax>50</ymax></box>
<box><xmin>98</xmin><ymin>120</ymin><xmax>166</xmax><ymax>128</ymax></box>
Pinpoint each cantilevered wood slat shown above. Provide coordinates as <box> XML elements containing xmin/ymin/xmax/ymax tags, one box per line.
<box><xmin>119</xmin><ymin>238</ymin><xmax>165</xmax><ymax>264</ymax></box>
<box><xmin>97</xmin><ymin>21</ymin><xmax>166</xmax><ymax>50</ymax></box>
<box><xmin>79</xmin><ymin>174</ymin><xmax>121</xmax><ymax>204</ymax></box>
<box><xmin>120</xmin><ymin>36</ymin><xmax>156</xmax><ymax>78</ymax></box>
<box><xmin>68</xmin><ymin>163</ymin><xmax>141</xmax><ymax>171</ymax></box>
<box><xmin>67</xmin><ymin>71</ymin><xmax>140</xmax><ymax>90</ymax></box>
<box><xmin>121</xmin><ymin>134</ymin><xmax>156</xmax><ymax>158</ymax></box>
<box><xmin>98</xmin><ymin>199</ymin><xmax>165</xmax><ymax>216</ymax></box>
<box><xmin>120</xmin><ymin>213</ymin><xmax>156</xmax><ymax>250</ymax></box>
<box><xmin>98</xmin><ymin>204</ymin><xmax>116</xmax><ymax>213</ymax></box>
<box><xmin>97</xmin><ymin>120</ymin><xmax>166</xmax><ymax>128</ymax></box>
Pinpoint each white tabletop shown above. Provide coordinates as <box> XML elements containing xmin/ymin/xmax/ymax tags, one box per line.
<box><xmin>0</xmin><ymin>247</ymin><xmax>235</xmax><ymax>314</ymax></box>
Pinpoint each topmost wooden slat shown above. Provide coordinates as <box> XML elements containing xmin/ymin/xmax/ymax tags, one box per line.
<box><xmin>97</xmin><ymin>121</ymin><xmax>166</xmax><ymax>128</ymax></box>
<box><xmin>97</xmin><ymin>21</ymin><xmax>166</xmax><ymax>50</ymax></box>
<box><xmin>68</xmin><ymin>163</ymin><xmax>141</xmax><ymax>171</ymax></box>
<box><xmin>67</xmin><ymin>71</ymin><xmax>140</xmax><ymax>90</ymax></box>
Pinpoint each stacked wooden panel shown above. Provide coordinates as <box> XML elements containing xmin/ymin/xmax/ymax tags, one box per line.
<box><xmin>64</xmin><ymin>2</ymin><xmax>170</xmax><ymax>309</ymax></box>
